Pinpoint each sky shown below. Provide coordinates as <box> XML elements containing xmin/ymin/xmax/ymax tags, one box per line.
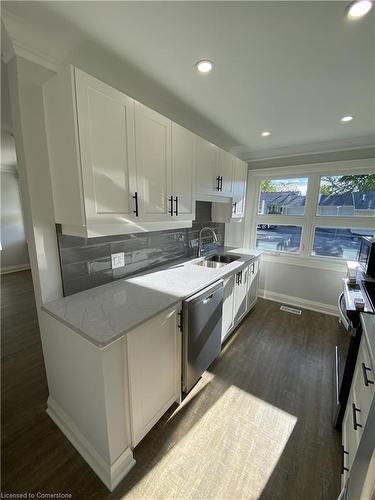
<box><xmin>268</xmin><ymin>178</ymin><xmax>308</xmax><ymax>195</ymax></box>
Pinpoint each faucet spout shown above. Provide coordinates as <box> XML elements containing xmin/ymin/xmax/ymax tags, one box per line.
<box><xmin>197</xmin><ymin>227</ymin><xmax>218</xmax><ymax>257</ymax></box>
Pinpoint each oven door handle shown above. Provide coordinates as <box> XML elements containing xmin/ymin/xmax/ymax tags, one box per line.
<box><xmin>338</xmin><ymin>292</ymin><xmax>354</xmax><ymax>334</ymax></box>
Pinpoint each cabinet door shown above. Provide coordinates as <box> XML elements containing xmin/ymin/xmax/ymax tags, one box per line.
<box><xmin>352</xmin><ymin>335</ymin><xmax>375</xmax><ymax>428</ymax></box>
<box><xmin>247</xmin><ymin>271</ymin><xmax>259</xmax><ymax>311</ymax></box>
<box><xmin>135</xmin><ymin>102</ymin><xmax>172</xmax><ymax>221</ymax></box>
<box><xmin>171</xmin><ymin>123</ymin><xmax>195</xmax><ymax>221</ymax></box>
<box><xmin>233</xmin><ymin>266</ymin><xmax>249</xmax><ymax>325</ymax></box>
<box><xmin>232</xmin><ymin>160</ymin><xmax>248</xmax><ymax>218</ymax></box>
<box><xmin>195</xmin><ymin>136</ymin><xmax>219</xmax><ymax>194</ymax></box>
<box><xmin>222</xmin><ymin>275</ymin><xmax>235</xmax><ymax>342</ymax></box>
<box><xmin>127</xmin><ymin>305</ymin><xmax>181</xmax><ymax>447</ymax></box>
<box><xmin>75</xmin><ymin>69</ymin><xmax>137</xmax><ymax>225</ymax></box>
<box><xmin>342</xmin><ymin>400</ymin><xmax>352</xmax><ymax>484</ymax></box>
<box><xmin>217</xmin><ymin>150</ymin><xmax>234</xmax><ymax>196</ymax></box>
<box><xmin>247</xmin><ymin>259</ymin><xmax>259</xmax><ymax>311</ymax></box>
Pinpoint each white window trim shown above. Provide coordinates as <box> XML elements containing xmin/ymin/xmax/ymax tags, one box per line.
<box><xmin>243</xmin><ymin>158</ymin><xmax>375</xmax><ymax>271</ymax></box>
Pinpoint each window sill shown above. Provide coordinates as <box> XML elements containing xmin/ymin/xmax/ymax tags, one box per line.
<box><xmin>260</xmin><ymin>252</ymin><xmax>347</xmax><ymax>272</ymax></box>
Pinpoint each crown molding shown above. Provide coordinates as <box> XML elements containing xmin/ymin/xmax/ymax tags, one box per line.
<box><xmin>247</xmin><ymin>157</ymin><xmax>375</xmax><ymax>177</ymax></box>
<box><xmin>1</xmin><ymin>9</ymin><xmax>61</xmax><ymax>71</ymax></box>
<box><xmin>236</xmin><ymin>136</ymin><xmax>375</xmax><ymax>163</ymax></box>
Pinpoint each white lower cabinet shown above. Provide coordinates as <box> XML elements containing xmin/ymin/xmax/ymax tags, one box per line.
<box><xmin>222</xmin><ymin>275</ymin><xmax>235</xmax><ymax>342</ymax></box>
<box><xmin>40</xmin><ymin>304</ymin><xmax>182</xmax><ymax>490</ymax></box>
<box><xmin>233</xmin><ymin>266</ymin><xmax>250</xmax><ymax>325</ymax></box>
<box><xmin>126</xmin><ymin>304</ymin><xmax>182</xmax><ymax>447</ymax></box>
<box><xmin>221</xmin><ymin>258</ymin><xmax>259</xmax><ymax>343</ymax></box>
<box><xmin>247</xmin><ymin>259</ymin><xmax>259</xmax><ymax>310</ymax></box>
<box><xmin>341</xmin><ymin>331</ymin><xmax>375</xmax><ymax>487</ymax></box>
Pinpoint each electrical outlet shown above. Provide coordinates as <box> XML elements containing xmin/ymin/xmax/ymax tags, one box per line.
<box><xmin>111</xmin><ymin>252</ymin><xmax>125</xmax><ymax>269</ymax></box>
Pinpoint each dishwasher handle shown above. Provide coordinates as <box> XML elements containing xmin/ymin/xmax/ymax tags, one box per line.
<box><xmin>338</xmin><ymin>292</ymin><xmax>354</xmax><ymax>335</ymax></box>
<box><xmin>184</xmin><ymin>280</ymin><xmax>224</xmax><ymax>307</ymax></box>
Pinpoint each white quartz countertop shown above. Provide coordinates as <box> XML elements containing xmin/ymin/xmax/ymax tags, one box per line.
<box><xmin>42</xmin><ymin>247</ymin><xmax>262</xmax><ymax>348</ymax></box>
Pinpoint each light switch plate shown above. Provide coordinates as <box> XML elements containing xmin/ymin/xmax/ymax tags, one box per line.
<box><xmin>111</xmin><ymin>252</ymin><xmax>125</xmax><ymax>269</ymax></box>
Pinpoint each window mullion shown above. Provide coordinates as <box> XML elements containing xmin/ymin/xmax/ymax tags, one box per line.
<box><xmin>303</xmin><ymin>174</ymin><xmax>320</xmax><ymax>257</ymax></box>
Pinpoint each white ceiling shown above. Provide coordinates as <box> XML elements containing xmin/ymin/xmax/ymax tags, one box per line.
<box><xmin>2</xmin><ymin>1</ymin><xmax>375</xmax><ymax>160</ymax></box>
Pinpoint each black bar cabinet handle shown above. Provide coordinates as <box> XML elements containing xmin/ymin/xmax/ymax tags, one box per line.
<box><xmin>177</xmin><ymin>310</ymin><xmax>183</xmax><ymax>331</ymax></box>
<box><xmin>168</xmin><ymin>196</ymin><xmax>174</xmax><ymax>216</ymax></box>
<box><xmin>362</xmin><ymin>363</ymin><xmax>374</xmax><ymax>386</ymax></box>
<box><xmin>220</xmin><ymin>176</ymin><xmax>223</xmax><ymax>191</ymax></box>
<box><xmin>233</xmin><ymin>202</ymin><xmax>237</xmax><ymax>214</ymax></box>
<box><xmin>133</xmin><ymin>192</ymin><xmax>139</xmax><ymax>217</ymax></box>
<box><xmin>174</xmin><ymin>196</ymin><xmax>178</xmax><ymax>216</ymax></box>
<box><xmin>352</xmin><ymin>403</ymin><xmax>362</xmax><ymax>430</ymax></box>
<box><xmin>341</xmin><ymin>446</ymin><xmax>349</xmax><ymax>473</ymax></box>
<box><xmin>216</xmin><ymin>176</ymin><xmax>221</xmax><ymax>191</ymax></box>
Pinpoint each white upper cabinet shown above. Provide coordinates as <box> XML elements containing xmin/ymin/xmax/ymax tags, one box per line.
<box><xmin>195</xmin><ymin>136</ymin><xmax>235</xmax><ymax>198</ymax></box>
<box><xmin>134</xmin><ymin>102</ymin><xmax>172</xmax><ymax>222</ymax></box>
<box><xmin>171</xmin><ymin>123</ymin><xmax>195</xmax><ymax>221</ymax></box>
<box><xmin>232</xmin><ymin>159</ymin><xmax>248</xmax><ymax>219</ymax></box>
<box><xmin>74</xmin><ymin>69</ymin><xmax>137</xmax><ymax>226</ymax></box>
<box><xmin>44</xmin><ymin>65</ymin><xmax>242</xmax><ymax>237</ymax></box>
<box><xmin>217</xmin><ymin>149</ymin><xmax>234</xmax><ymax>196</ymax></box>
<box><xmin>195</xmin><ymin>136</ymin><xmax>219</xmax><ymax>195</ymax></box>
<box><xmin>44</xmin><ymin>66</ymin><xmax>139</xmax><ymax>237</ymax></box>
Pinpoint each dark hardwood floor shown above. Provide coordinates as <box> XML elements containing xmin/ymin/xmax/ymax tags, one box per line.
<box><xmin>1</xmin><ymin>270</ymin><xmax>346</xmax><ymax>499</ymax></box>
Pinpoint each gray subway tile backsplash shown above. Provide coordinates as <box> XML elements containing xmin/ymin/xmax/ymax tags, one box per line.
<box><xmin>57</xmin><ymin>219</ymin><xmax>225</xmax><ymax>296</ymax></box>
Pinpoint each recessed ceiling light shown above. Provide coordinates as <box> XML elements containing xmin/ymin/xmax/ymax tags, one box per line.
<box><xmin>347</xmin><ymin>0</ymin><xmax>373</xmax><ymax>18</ymax></box>
<box><xmin>261</xmin><ymin>131</ymin><xmax>271</xmax><ymax>137</ymax></box>
<box><xmin>341</xmin><ymin>115</ymin><xmax>354</xmax><ymax>122</ymax></box>
<box><xmin>196</xmin><ymin>60</ymin><xmax>213</xmax><ymax>73</ymax></box>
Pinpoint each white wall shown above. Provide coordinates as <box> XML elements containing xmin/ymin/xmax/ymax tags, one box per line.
<box><xmin>7</xmin><ymin>56</ymin><xmax>62</xmax><ymax>307</ymax></box>
<box><xmin>1</xmin><ymin>62</ymin><xmax>29</xmax><ymax>273</ymax></box>
<box><xmin>0</xmin><ymin>170</ymin><xmax>29</xmax><ymax>271</ymax></box>
<box><xmin>258</xmin><ymin>261</ymin><xmax>344</xmax><ymax>315</ymax></box>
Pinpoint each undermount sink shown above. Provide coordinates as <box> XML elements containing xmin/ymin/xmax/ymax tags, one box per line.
<box><xmin>194</xmin><ymin>254</ymin><xmax>241</xmax><ymax>269</ymax></box>
<box><xmin>206</xmin><ymin>254</ymin><xmax>240</xmax><ymax>264</ymax></box>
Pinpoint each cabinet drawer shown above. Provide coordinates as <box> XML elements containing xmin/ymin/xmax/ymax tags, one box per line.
<box><xmin>352</xmin><ymin>336</ymin><xmax>375</xmax><ymax>430</ymax></box>
<box><xmin>342</xmin><ymin>390</ymin><xmax>360</xmax><ymax>472</ymax></box>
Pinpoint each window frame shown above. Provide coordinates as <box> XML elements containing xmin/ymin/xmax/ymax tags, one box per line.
<box><xmin>244</xmin><ymin>159</ymin><xmax>375</xmax><ymax>270</ymax></box>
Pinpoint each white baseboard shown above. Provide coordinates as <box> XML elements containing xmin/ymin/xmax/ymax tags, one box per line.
<box><xmin>0</xmin><ymin>263</ymin><xmax>30</xmax><ymax>274</ymax></box>
<box><xmin>47</xmin><ymin>397</ymin><xmax>136</xmax><ymax>491</ymax></box>
<box><xmin>258</xmin><ymin>289</ymin><xmax>339</xmax><ymax>317</ymax></box>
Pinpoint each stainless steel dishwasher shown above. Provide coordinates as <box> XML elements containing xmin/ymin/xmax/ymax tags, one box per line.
<box><xmin>182</xmin><ymin>280</ymin><xmax>224</xmax><ymax>393</ymax></box>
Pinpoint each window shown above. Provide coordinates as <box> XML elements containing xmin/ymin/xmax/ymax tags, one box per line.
<box><xmin>318</xmin><ymin>174</ymin><xmax>375</xmax><ymax>217</ymax></box>
<box><xmin>250</xmin><ymin>164</ymin><xmax>375</xmax><ymax>262</ymax></box>
<box><xmin>312</xmin><ymin>227</ymin><xmax>375</xmax><ymax>259</ymax></box>
<box><xmin>256</xmin><ymin>225</ymin><xmax>302</xmax><ymax>253</ymax></box>
<box><xmin>258</xmin><ymin>178</ymin><xmax>308</xmax><ymax>216</ymax></box>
